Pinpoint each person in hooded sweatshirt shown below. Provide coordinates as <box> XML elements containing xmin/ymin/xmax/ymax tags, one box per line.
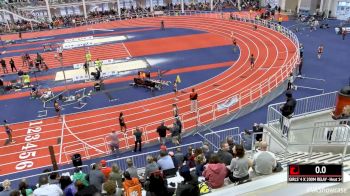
<box><xmin>202</xmin><ymin>154</ymin><xmax>228</xmax><ymax>189</ymax></box>
<box><xmin>122</xmin><ymin>171</ymin><xmax>140</xmax><ymax>191</ymax></box>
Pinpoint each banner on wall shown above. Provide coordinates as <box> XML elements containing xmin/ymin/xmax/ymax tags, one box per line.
<box><xmin>262</xmin><ymin>0</ymin><xmax>279</xmax><ymax>7</ymax></box>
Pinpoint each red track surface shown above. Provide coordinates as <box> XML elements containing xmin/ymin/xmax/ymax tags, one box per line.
<box><xmin>0</xmin><ymin>14</ymin><xmax>298</xmax><ymax>176</ymax></box>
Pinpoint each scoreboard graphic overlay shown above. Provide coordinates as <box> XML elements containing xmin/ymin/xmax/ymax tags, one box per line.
<box><xmin>288</xmin><ymin>164</ymin><xmax>343</xmax><ymax>183</ymax></box>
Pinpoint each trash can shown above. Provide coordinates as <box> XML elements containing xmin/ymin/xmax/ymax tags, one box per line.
<box><xmin>333</xmin><ymin>86</ymin><xmax>350</xmax><ymax>117</ymax></box>
<box><xmin>71</xmin><ymin>153</ymin><xmax>82</xmax><ymax>167</ymax></box>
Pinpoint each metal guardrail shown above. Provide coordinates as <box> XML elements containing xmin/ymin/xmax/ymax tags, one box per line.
<box><xmin>282</xmin><ymin>121</ymin><xmax>350</xmax><ymax>163</ymax></box>
<box><xmin>267</xmin><ymin>91</ymin><xmax>338</xmax><ymax>137</ymax></box>
<box><xmin>105</xmin><ymin>141</ymin><xmax>203</xmax><ymax>171</ymax></box>
<box><xmin>7</xmin><ymin>165</ymin><xmax>89</xmax><ymax>186</ymax></box>
<box><xmin>204</xmin><ymin>127</ymin><xmax>240</xmax><ymax>151</ymax></box>
<box><xmin>4</xmin><ymin>141</ymin><xmax>203</xmax><ymax>186</ymax></box>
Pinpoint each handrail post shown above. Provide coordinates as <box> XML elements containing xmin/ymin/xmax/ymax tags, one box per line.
<box><xmin>341</xmin><ymin>125</ymin><xmax>350</xmax><ymax>163</ymax></box>
<box><xmin>308</xmin><ymin>126</ymin><xmax>316</xmax><ymax>161</ymax></box>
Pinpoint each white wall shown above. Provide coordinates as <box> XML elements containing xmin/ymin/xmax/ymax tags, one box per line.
<box><xmin>330</xmin><ymin>0</ymin><xmax>350</xmax><ymax>20</ymax></box>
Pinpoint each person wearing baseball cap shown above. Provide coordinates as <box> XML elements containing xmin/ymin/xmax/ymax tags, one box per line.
<box><xmin>100</xmin><ymin>160</ymin><xmax>111</xmax><ymax>178</ymax></box>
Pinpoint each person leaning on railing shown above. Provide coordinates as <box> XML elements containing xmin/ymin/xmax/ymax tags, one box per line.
<box><xmin>279</xmin><ymin>90</ymin><xmax>297</xmax><ymax>136</ymax></box>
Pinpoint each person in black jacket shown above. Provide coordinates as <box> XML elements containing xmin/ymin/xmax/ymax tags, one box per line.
<box><xmin>157</xmin><ymin>121</ymin><xmax>169</xmax><ymax>145</ymax></box>
<box><xmin>279</xmin><ymin>91</ymin><xmax>297</xmax><ymax>136</ymax></box>
<box><xmin>176</xmin><ymin>166</ymin><xmax>200</xmax><ymax>196</ymax></box>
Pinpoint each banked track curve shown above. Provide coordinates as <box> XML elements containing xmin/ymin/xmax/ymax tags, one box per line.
<box><xmin>0</xmin><ymin>13</ymin><xmax>299</xmax><ymax>177</ymax></box>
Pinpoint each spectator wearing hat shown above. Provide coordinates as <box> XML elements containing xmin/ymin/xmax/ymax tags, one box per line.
<box><xmin>157</xmin><ymin>150</ymin><xmax>175</xmax><ymax>171</ymax></box>
<box><xmin>88</xmin><ymin>163</ymin><xmax>105</xmax><ymax>192</ymax></box>
<box><xmin>160</xmin><ymin>144</ymin><xmax>167</xmax><ymax>151</ymax></box>
<box><xmin>100</xmin><ymin>160</ymin><xmax>112</xmax><ymax>178</ymax></box>
<box><xmin>176</xmin><ymin>166</ymin><xmax>200</xmax><ymax>196</ymax></box>
<box><xmin>0</xmin><ymin>179</ymin><xmax>13</xmax><ymax>196</ymax></box>
<box><xmin>126</xmin><ymin>158</ymin><xmax>139</xmax><ymax>179</ymax></box>
<box><xmin>203</xmin><ymin>154</ymin><xmax>227</xmax><ymax>189</ymax></box>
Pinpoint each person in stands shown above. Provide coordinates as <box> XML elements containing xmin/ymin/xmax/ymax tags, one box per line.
<box><xmin>122</xmin><ymin>171</ymin><xmax>140</xmax><ymax>191</ymax></box>
<box><xmin>202</xmin><ymin>154</ymin><xmax>227</xmax><ymax>189</ymax></box>
<box><xmin>100</xmin><ymin>160</ymin><xmax>112</xmax><ymax>178</ymax></box>
<box><xmin>228</xmin><ymin>144</ymin><xmax>251</xmax><ymax>183</ymax></box>
<box><xmin>251</xmin><ymin>142</ymin><xmax>278</xmax><ymax>177</ymax></box>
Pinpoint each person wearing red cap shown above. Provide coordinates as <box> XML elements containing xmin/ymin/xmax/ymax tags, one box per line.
<box><xmin>100</xmin><ymin>160</ymin><xmax>111</xmax><ymax>178</ymax></box>
<box><xmin>160</xmin><ymin>145</ymin><xmax>167</xmax><ymax>151</ymax></box>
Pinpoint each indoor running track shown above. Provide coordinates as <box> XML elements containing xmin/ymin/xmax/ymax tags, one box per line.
<box><xmin>0</xmin><ymin>14</ymin><xmax>298</xmax><ymax>176</ymax></box>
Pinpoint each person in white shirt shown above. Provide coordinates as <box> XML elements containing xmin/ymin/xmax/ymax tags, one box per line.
<box><xmin>33</xmin><ymin>175</ymin><xmax>63</xmax><ymax>196</ymax></box>
<box><xmin>40</xmin><ymin>88</ymin><xmax>53</xmax><ymax>101</ymax></box>
<box><xmin>251</xmin><ymin>141</ymin><xmax>277</xmax><ymax>177</ymax></box>
<box><xmin>157</xmin><ymin>150</ymin><xmax>175</xmax><ymax>171</ymax></box>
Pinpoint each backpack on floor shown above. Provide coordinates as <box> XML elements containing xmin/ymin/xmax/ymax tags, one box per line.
<box><xmin>198</xmin><ymin>182</ymin><xmax>211</xmax><ymax>195</ymax></box>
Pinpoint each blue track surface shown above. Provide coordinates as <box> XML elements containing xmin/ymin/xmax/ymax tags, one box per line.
<box><xmin>2</xmin><ymin>19</ymin><xmax>349</xmax><ymax>186</ymax></box>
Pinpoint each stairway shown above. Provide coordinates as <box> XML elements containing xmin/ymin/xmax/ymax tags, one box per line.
<box><xmin>275</xmin><ymin>151</ymin><xmax>350</xmax><ymax>175</ymax></box>
<box><xmin>2</xmin><ymin>43</ymin><xmax>130</xmax><ymax>74</ymax></box>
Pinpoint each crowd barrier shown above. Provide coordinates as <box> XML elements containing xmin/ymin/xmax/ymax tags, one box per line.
<box><xmin>267</xmin><ymin>91</ymin><xmax>337</xmax><ymax>137</ymax></box>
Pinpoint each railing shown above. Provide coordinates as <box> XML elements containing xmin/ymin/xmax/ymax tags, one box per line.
<box><xmin>282</xmin><ymin>121</ymin><xmax>350</xmax><ymax>163</ymax></box>
<box><xmin>309</xmin><ymin>121</ymin><xmax>350</xmax><ymax>163</ymax></box>
<box><xmin>4</xmin><ymin>141</ymin><xmax>203</xmax><ymax>186</ymax></box>
<box><xmin>105</xmin><ymin>141</ymin><xmax>203</xmax><ymax>171</ymax></box>
<box><xmin>267</xmin><ymin>91</ymin><xmax>338</xmax><ymax>137</ymax></box>
<box><xmin>204</xmin><ymin>127</ymin><xmax>240</xmax><ymax>151</ymax></box>
<box><xmin>7</xmin><ymin>165</ymin><xmax>89</xmax><ymax>186</ymax></box>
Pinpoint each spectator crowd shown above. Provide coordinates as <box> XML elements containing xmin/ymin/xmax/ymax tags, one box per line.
<box><xmin>0</xmin><ymin>132</ymin><xmax>282</xmax><ymax>196</ymax></box>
